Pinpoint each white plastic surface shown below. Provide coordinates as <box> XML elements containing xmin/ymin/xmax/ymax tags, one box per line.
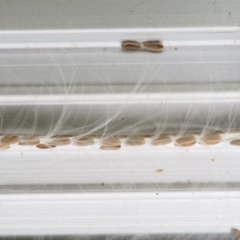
<box><xmin>0</xmin><ymin>191</ymin><xmax>240</xmax><ymax>235</ymax></box>
<box><xmin>1</xmin><ymin>143</ymin><xmax>240</xmax><ymax>185</ymax></box>
<box><xmin>1</xmin><ymin>0</ymin><xmax>240</xmax><ymax>237</ymax></box>
<box><xmin>1</xmin><ymin>0</ymin><xmax>240</xmax><ymax>29</ymax></box>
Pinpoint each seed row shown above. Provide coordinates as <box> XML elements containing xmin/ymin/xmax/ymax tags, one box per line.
<box><xmin>1</xmin><ymin>132</ymin><xmax>240</xmax><ymax>150</ymax></box>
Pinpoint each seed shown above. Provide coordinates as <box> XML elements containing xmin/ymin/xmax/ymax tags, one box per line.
<box><xmin>19</xmin><ymin>137</ymin><xmax>40</xmax><ymax>146</ymax></box>
<box><xmin>121</xmin><ymin>41</ymin><xmax>142</xmax><ymax>50</ymax></box>
<box><xmin>232</xmin><ymin>229</ymin><xmax>240</xmax><ymax>239</ymax></box>
<box><xmin>100</xmin><ymin>139</ymin><xmax>121</xmax><ymax>150</ymax></box>
<box><xmin>175</xmin><ymin>136</ymin><xmax>196</xmax><ymax>147</ymax></box>
<box><xmin>100</xmin><ymin>145</ymin><xmax>121</xmax><ymax>150</ymax></box>
<box><xmin>151</xmin><ymin>136</ymin><xmax>172</xmax><ymax>145</ymax></box>
<box><xmin>199</xmin><ymin>133</ymin><xmax>222</xmax><ymax>145</ymax></box>
<box><xmin>156</xmin><ymin>169</ymin><xmax>163</xmax><ymax>173</ymax></box>
<box><xmin>48</xmin><ymin>137</ymin><xmax>71</xmax><ymax>146</ymax></box>
<box><xmin>0</xmin><ymin>143</ymin><xmax>10</xmax><ymax>150</ymax></box>
<box><xmin>125</xmin><ymin>136</ymin><xmax>145</xmax><ymax>146</ymax></box>
<box><xmin>142</xmin><ymin>41</ymin><xmax>163</xmax><ymax>52</ymax></box>
<box><xmin>230</xmin><ymin>139</ymin><xmax>240</xmax><ymax>146</ymax></box>
<box><xmin>36</xmin><ymin>144</ymin><xmax>56</xmax><ymax>149</ymax></box>
<box><xmin>73</xmin><ymin>137</ymin><xmax>95</xmax><ymax>146</ymax></box>
<box><xmin>0</xmin><ymin>136</ymin><xmax>19</xmax><ymax>145</ymax></box>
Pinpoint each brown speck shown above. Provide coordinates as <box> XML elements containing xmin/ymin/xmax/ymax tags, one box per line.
<box><xmin>156</xmin><ymin>169</ymin><xmax>163</xmax><ymax>173</ymax></box>
<box><xmin>212</xmin><ymin>159</ymin><xmax>214</xmax><ymax>162</ymax></box>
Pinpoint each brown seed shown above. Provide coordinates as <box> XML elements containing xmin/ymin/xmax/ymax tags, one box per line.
<box><xmin>230</xmin><ymin>139</ymin><xmax>240</xmax><ymax>146</ymax></box>
<box><xmin>19</xmin><ymin>137</ymin><xmax>40</xmax><ymax>146</ymax></box>
<box><xmin>125</xmin><ymin>136</ymin><xmax>145</xmax><ymax>146</ymax></box>
<box><xmin>100</xmin><ymin>145</ymin><xmax>121</xmax><ymax>150</ymax></box>
<box><xmin>151</xmin><ymin>136</ymin><xmax>172</xmax><ymax>146</ymax></box>
<box><xmin>100</xmin><ymin>139</ymin><xmax>121</xmax><ymax>150</ymax></box>
<box><xmin>199</xmin><ymin>133</ymin><xmax>222</xmax><ymax>145</ymax></box>
<box><xmin>48</xmin><ymin>137</ymin><xmax>71</xmax><ymax>146</ymax></box>
<box><xmin>142</xmin><ymin>41</ymin><xmax>163</xmax><ymax>52</ymax></box>
<box><xmin>121</xmin><ymin>41</ymin><xmax>142</xmax><ymax>50</ymax></box>
<box><xmin>232</xmin><ymin>229</ymin><xmax>240</xmax><ymax>239</ymax></box>
<box><xmin>175</xmin><ymin>136</ymin><xmax>196</xmax><ymax>147</ymax></box>
<box><xmin>73</xmin><ymin>137</ymin><xmax>95</xmax><ymax>146</ymax></box>
<box><xmin>0</xmin><ymin>143</ymin><xmax>10</xmax><ymax>150</ymax></box>
<box><xmin>156</xmin><ymin>169</ymin><xmax>163</xmax><ymax>173</ymax></box>
<box><xmin>36</xmin><ymin>144</ymin><xmax>56</xmax><ymax>149</ymax></box>
<box><xmin>0</xmin><ymin>136</ymin><xmax>19</xmax><ymax>145</ymax></box>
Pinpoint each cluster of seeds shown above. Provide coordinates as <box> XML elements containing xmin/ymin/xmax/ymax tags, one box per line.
<box><xmin>1</xmin><ymin>131</ymin><xmax>240</xmax><ymax>151</ymax></box>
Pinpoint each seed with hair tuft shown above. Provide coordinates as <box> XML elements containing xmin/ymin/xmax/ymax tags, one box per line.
<box><xmin>175</xmin><ymin>136</ymin><xmax>196</xmax><ymax>147</ymax></box>
<box><xmin>100</xmin><ymin>138</ymin><xmax>121</xmax><ymax>150</ymax></box>
<box><xmin>199</xmin><ymin>133</ymin><xmax>222</xmax><ymax>145</ymax></box>
<box><xmin>151</xmin><ymin>135</ymin><xmax>172</xmax><ymax>145</ymax></box>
